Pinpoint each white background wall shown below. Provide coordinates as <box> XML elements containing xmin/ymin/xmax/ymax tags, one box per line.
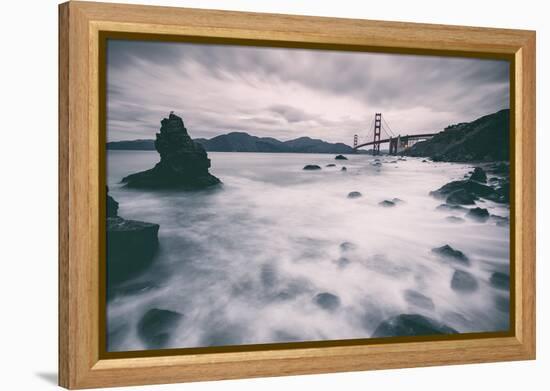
<box><xmin>0</xmin><ymin>0</ymin><xmax>546</xmax><ymax>389</ymax></box>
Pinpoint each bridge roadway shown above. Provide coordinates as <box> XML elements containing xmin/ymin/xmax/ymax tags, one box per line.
<box><xmin>353</xmin><ymin>132</ymin><xmax>438</xmax><ymax>150</ymax></box>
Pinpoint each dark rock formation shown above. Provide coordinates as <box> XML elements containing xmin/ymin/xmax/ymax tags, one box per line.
<box><xmin>431</xmin><ymin>244</ymin><xmax>469</xmax><ymax>265</ymax></box>
<box><xmin>451</xmin><ymin>270</ymin><xmax>478</xmax><ymax>292</ymax></box>
<box><xmin>313</xmin><ymin>292</ymin><xmax>341</xmax><ymax>311</ymax></box>
<box><xmin>491</xmin><ymin>215</ymin><xmax>510</xmax><ymax>226</ymax></box>
<box><xmin>122</xmin><ymin>113</ymin><xmax>221</xmax><ymax>189</ymax></box>
<box><xmin>137</xmin><ymin>308</ymin><xmax>183</xmax><ymax>349</ymax></box>
<box><xmin>106</xmin><ymin>187</ymin><xmax>119</xmax><ymax>218</ymax></box>
<box><xmin>445</xmin><ymin>216</ymin><xmax>465</xmax><ymax>224</ymax></box>
<box><xmin>372</xmin><ymin>314</ymin><xmax>457</xmax><ymax>338</ymax></box>
<box><xmin>335</xmin><ymin>154</ymin><xmax>348</xmax><ymax>160</ymax></box>
<box><xmin>430</xmin><ymin>179</ymin><xmax>495</xmax><ymax>200</ymax></box>
<box><xmin>466</xmin><ymin>207</ymin><xmax>490</xmax><ymax>222</ymax></box>
<box><xmin>303</xmin><ymin>164</ymin><xmax>321</xmax><ymax>170</ymax></box>
<box><xmin>379</xmin><ymin>200</ymin><xmax>396</xmax><ymax>207</ymax></box>
<box><xmin>326</xmin><ymin>164</ymin><xmax>336</xmax><ymax>167</ymax></box>
<box><xmin>402</xmin><ymin>109</ymin><xmax>510</xmax><ymax>162</ymax></box>
<box><xmin>446</xmin><ymin>189</ymin><xmax>476</xmax><ymax>205</ymax></box>
<box><xmin>107</xmin><ymin>217</ymin><xmax>160</xmax><ymax>285</ymax></box>
<box><xmin>470</xmin><ymin>167</ymin><xmax>487</xmax><ymax>183</ymax></box>
<box><xmin>347</xmin><ymin>191</ymin><xmax>362</xmax><ymax>199</ymax></box>
<box><xmin>341</xmin><ymin>166</ymin><xmax>347</xmax><ymax>171</ymax></box>
<box><xmin>436</xmin><ymin>204</ymin><xmax>467</xmax><ymax>212</ymax></box>
<box><xmin>494</xmin><ymin>295</ymin><xmax>510</xmax><ymax>313</ymax></box>
<box><xmin>404</xmin><ymin>290</ymin><xmax>435</xmax><ymax>310</ymax></box>
<box><xmin>490</xmin><ymin>272</ymin><xmax>510</xmax><ymax>290</ymax></box>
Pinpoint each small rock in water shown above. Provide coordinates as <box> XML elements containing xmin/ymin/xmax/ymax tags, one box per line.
<box><xmin>422</xmin><ymin>159</ymin><xmax>428</xmax><ymax>162</ymax></box>
<box><xmin>436</xmin><ymin>204</ymin><xmax>466</xmax><ymax>212</ymax></box>
<box><xmin>491</xmin><ymin>215</ymin><xmax>509</xmax><ymax>226</ymax></box>
<box><xmin>446</xmin><ymin>189</ymin><xmax>476</xmax><ymax>205</ymax></box>
<box><xmin>466</xmin><ymin>207</ymin><xmax>490</xmax><ymax>222</ymax></box>
<box><xmin>404</xmin><ymin>290</ymin><xmax>435</xmax><ymax>310</ymax></box>
<box><xmin>490</xmin><ymin>272</ymin><xmax>510</xmax><ymax>290</ymax></box>
<box><xmin>303</xmin><ymin>164</ymin><xmax>321</xmax><ymax>170</ymax></box>
<box><xmin>326</xmin><ymin>163</ymin><xmax>336</xmax><ymax>167</ymax></box>
<box><xmin>445</xmin><ymin>216</ymin><xmax>465</xmax><ymax>224</ymax></box>
<box><xmin>341</xmin><ymin>166</ymin><xmax>347</xmax><ymax>171</ymax></box>
<box><xmin>335</xmin><ymin>154</ymin><xmax>348</xmax><ymax>160</ymax></box>
<box><xmin>372</xmin><ymin>314</ymin><xmax>457</xmax><ymax>338</ymax></box>
<box><xmin>379</xmin><ymin>200</ymin><xmax>395</xmax><ymax>207</ymax></box>
<box><xmin>313</xmin><ymin>292</ymin><xmax>341</xmax><ymax>311</ymax></box>
<box><xmin>347</xmin><ymin>191</ymin><xmax>362</xmax><ymax>199</ymax></box>
<box><xmin>137</xmin><ymin>308</ymin><xmax>183</xmax><ymax>349</ymax></box>
<box><xmin>431</xmin><ymin>244</ymin><xmax>469</xmax><ymax>265</ymax></box>
<box><xmin>470</xmin><ymin>167</ymin><xmax>487</xmax><ymax>183</ymax></box>
<box><xmin>451</xmin><ymin>270</ymin><xmax>479</xmax><ymax>292</ymax></box>
<box><xmin>335</xmin><ymin>257</ymin><xmax>351</xmax><ymax>268</ymax></box>
<box><xmin>340</xmin><ymin>241</ymin><xmax>357</xmax><ymax>251</ymax></box>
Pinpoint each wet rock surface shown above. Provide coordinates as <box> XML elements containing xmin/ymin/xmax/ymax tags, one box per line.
<box><xmin>303</xmin><ymin>164</ymin><xmax>321</xmax><ymax>170</ymax></box>
<box><xmin>490</xmin><ymin>272</ymin><xmax>510</xmax><ymax>290</ymax></box>
<box><xmin>372</xmin><ymin>314</ymin><xmax>458</xmax><ymax>338</ymax></box>
<box><xmin>432</xmin><ymin>245</ymin><xmax>469</xmax><ymax>265</ymax></box>
<box><xmin>335</xmin><ymin>154</ymin><xmax>348</xmax><ymax>160</ymax></box>
<box><xmin>466</xmin><ymin>207</ymin><xmax>490</xmax><ymax>222</ymax></box>
<box><xmin>470</xmin><ymin>167</ymin><xmax>487</xmax><ymax>182</ymax></box>
<box><xmin>379</xmin><ymin>200</ymin><xmax>396</xmax><ymax>207</ymax></box>
<box><xmin>313</xmin><ymin>292</ymin><xmax>341</xmax><ymax>311</ymax></box>
<box><xmin>137</xmin><ymin>308</ymin><xmax>183</xmax><ymax>349</ymax></box>
<box><xmin>122</xmin><ymin>113</ymin><xmax>221</xmax><ymax>189</ymax></box>
<box><xmin>404</xmin><ymin>290</ymin><xmax>435</xmax><ymax>310</ymax></box>
<box><xmin>445</xmin><ymin>216</ymin><xmax>465</xmax><ymax>224</ymax></box>
<box><xmin>347</xmin><ymin>191</ymin><xmax>362</xmax><ymax>199</ymax></box>
<box><xmin>451</xmin><ymin>270</ymin><xmax>479</xmax><ymax>292</ymax></box>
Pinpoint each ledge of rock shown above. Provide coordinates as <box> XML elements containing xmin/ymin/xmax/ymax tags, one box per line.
<box><xmin>122</xmin><ymin>113</ymin><xmax>221</xmax><ymax>190</ymax></box>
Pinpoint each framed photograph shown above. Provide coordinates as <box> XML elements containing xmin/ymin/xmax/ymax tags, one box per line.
<box><xmin>59</xmin><ymin>1</ymin><xmax>536</xmax><ymax>389</ymax></box>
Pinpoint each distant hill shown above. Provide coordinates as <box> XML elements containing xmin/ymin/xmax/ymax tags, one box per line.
<box><xmin>107</xmin><ymin>132</ymin><xmax>354</xmax><ymax>154</ymax></box>
<box><xmin>403</xmin><ymin>109</ymin><xmax>510</xmax><ymax>162</ymax></box>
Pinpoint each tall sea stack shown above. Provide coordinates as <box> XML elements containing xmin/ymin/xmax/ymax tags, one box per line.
<box><xmin>122</xmin><ymin>113</ymin><xmax>221</xmax><ymax>189</ymax></box>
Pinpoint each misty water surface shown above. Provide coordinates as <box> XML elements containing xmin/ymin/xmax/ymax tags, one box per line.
<box><xmin>106</xmin><ymin>151</ymin><xmax>510</xmax><ymax>351</ymax></box>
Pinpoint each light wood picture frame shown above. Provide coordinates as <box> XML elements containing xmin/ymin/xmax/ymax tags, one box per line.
<box><xmin>59</xmin><ymin>1</ymin><xmax>536</xmax><ymax>389</ymax></box>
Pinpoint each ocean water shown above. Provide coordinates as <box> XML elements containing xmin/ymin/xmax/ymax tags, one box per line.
<box><xmin>106</xmin><ymin>151</ymin><xmax>510</xmax><ymax>351</ymax></box>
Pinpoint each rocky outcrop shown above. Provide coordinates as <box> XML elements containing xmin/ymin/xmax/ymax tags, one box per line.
<box><xmin>137</xmin><ymin>308</ymin><xmax>183</xmax><ymax>349</ymax></box>
<box><xmin>466</xmin><ymin>207</ymin><xmax>490</xmax><ymax>222</ymax></box>
<box><xmin>379</xmin><ymin>200</ymin><xmax>396</xmax><ymax>207</ymax></box>
<box><xmin>403</xmin><ymin>109</ymin><xmax>510</xmax><ymax>162</ymax></box>
<box><xmin>347</xmin><ymin>191</ymin><xmax>362</xmax><ymax>199</ymax></box>
<box><xmin>106</xmin><ymin>190</ymin><xmax>159</xmax><ymax>286</ymax></box>
<box><xmin>431</xmin><ymin>244</ymin><xmax>469</xmax><ymax>265</ymax></box>
<box><xmin>490</xmin><ymin>272</ymin><xmax>510</xmax><ymax>290</ymax></box>
<box><xmin>303</xmin><ymin>164</ymin><xmax>321</xmax><ymax>170</ymax></box>
<box><xmin>122</xmin><ymin>113</ymin><xmax>221</xmax><ymax>190</ymax></box>
<box><xmin>451</xmin><ymin>270</ymin><xmax>478</xmax><ymax>292</ymax></box>
<box><xmin>470</xmin><ymin>167</ymin><xmax>487</xmax><ymax>183</ymax></box>
<box><xmin>313</xmin><ymin>292</ymin><xmax>341</xmax><ymax>311</ymax></box>
<box><xmin>335</xmin><ymin>154</ymin><xmax>348</xmax><ymax>160</ymax></box>
<box><xmin>372</xmin><ymin>314</ymin><xmax>457</xmax><ymax>338</ymax></box>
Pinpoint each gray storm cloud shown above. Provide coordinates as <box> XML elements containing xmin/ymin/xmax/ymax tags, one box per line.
<box><xmin>106</xmin><ymin>39</ymin><xmax>509</xmax><ymax>143</ymax></box>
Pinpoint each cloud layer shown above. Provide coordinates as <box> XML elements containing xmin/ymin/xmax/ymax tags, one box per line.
<box><xmin>107</xmin><ymin>40</ymin><xmax>509</xmax><ymax>144</ymax></box>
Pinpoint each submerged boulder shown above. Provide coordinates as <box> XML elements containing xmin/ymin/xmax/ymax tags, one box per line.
<box><xmin>445</xmin><ymin>216</ymin><xmax>465</xmax><ymax>224</ymax></box>
<box><xmin>451</xmin><ymin>270</ymin><xmax>478</xmax><ymax>292</ymax></box>
<box><xmin>404</xmin><ymin>290</ymin><xmax>435</xmax><ymax>310</ymax></box>
<box><xmin>326</xmin><ymin>163</ymin><xmax>336</xmax><ymax>167</ymax></box>
<box><xmin>470</xmin><ymin>167</ymin><xmax>487</xmax><ymax>183</ymax></box>
<box><xmin>303</xmin><ymin>164</ymin><xmax>321</xmax><ymax>170</ymax></box>
<box><xmin>490</xmin><ymin>272</ymin><xmax>510</xmax><ymax>290</ymax></box>
<box><xmin>122</xmin><ymin>113</ymin><xmax>221</xmax><ymax>189</ymax></box>
<box><xmin>431</xmin><ymin>244</ymin><xmax>469</xmax><ymax>265</ymax></box>
<box><xmin>446</xmin><ymin>189</ymin><xmax>476</xmax><ymax>205</ymax></box>
<box><xmin>372</xmin><ymin>314</ymin><xmax>457</xmax><ymax>338</ymax></box>
<box><xmin>379</xmin><ymin>200</ymin><xmax>396</xmax><ymax>207</ymax></box>
<box><xmin>335</xmin><ymin>154</ymin><xmax>348</xmax><ymax>160</ymax></box>
<box><xmin>341</xmin><ymin>166</ymin><xmax>347</xmax><ymax>171</ymax></box>
<box><xmin>466</xmin><ymin>207</ymin><xmax>490</xmax><ymax>222</ymax></box>
<box><xmin>347</xmin><ymin>191</ymin><xmax>362</xmax><ymax>199</ymax></box>
<box><xmin>137</xmin><ymin>308</ymin><xmax>183</xmax><ymax>349</ymax></box>
<box><xmin>313</xmin><ymin>292</ymin><xmax>341</xmax><ymax>311</ymax></box>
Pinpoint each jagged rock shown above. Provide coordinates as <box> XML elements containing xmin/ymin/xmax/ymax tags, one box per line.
<box><xmin>122</xmin><ymin>113</ymin><xmax>221</xmax><ymax>189</ymax></box>
<box><xmin>404</xmin><ymin>290</ymin><xmax>435</xmax><ymax>310</ymax></box>
<box><xmin>430</xmin><ymin>179</ymin><xmax>495</xmax><ymax>199</ymax></box>
<box><xmin>326</xmin><ymin>164</ymin><xmax>336</xmax><ymax>167</ymax></box>
<box><xmin>445</xmin><ymin>216</ymin><xmax>465</xmax><ymax>224</ymax></box>
<box><xmin>341</xmin><ymin>166</ymin><xmax>347</xmax><ymax>171</ymax></box>
<box><xmin>137</xmin><ymin>308</ymin><xmax>183</xmax><ymax>349</ymax></box>
<box><xmin>335</xmin><ymin>155</ymin><xmax>348</xmax><ymax>160</ymax></box>
<box><xmin>431</xmin><ymin>244</ymin><xmax>469</xmax><ymax>265</ymax></box>
<box><xmin>106</xmin><ymin>187</ymin><xmax>119</xmax><ymax>218</ymax></box>
<box><xmin>490</xmin><ymin>272</ymin><xmax>510</xmax><ymax>290</ymax></box>
<box><xmin>451</xmin><ymin>270</ymin><xmax>478</xmax><ymax>292</ymax></box>
<box><xmin>372</xmin><ymin>314</ymin><xmax>457</xmax><ymax>338</ymax></box>
<box><xmin>470</xmin><ymin>167</ymin><xmax>487</xmax><ymax>183</ymax></box>
<box><xmin>379</xmin><ymin>200</ymin><xmax>395</xmax><ymax>207</ymax></box>
<box><xmin>347</xmin><ymin>191</ymin><xmax>362</xmax><ymax>199</ymax></box>
<box><xmin>466</xmin><ymin>207</ymin><xmax>490</xmax><ymax>222</ymax></box>
<box><xmin>446</xmin><ymin>189</ymin><xmax>476</xmax><ymax>205</ymax></box>
<box><xmin>107</xmin><ymin>217</ymin><xmax>159</xmax><ymax>285</ymax></box>
<box><xmin>313</xmin><ymin>292</ymin><xmax>341</xmax><ymax>311</ymax></box>
<box><xmin>303</xmin><ymin>164</ymin><xmax>321</xmax><ymax>170</ymax></box>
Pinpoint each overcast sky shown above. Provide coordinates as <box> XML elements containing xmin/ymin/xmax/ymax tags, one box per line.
<box><xmin>107</xmin><ymin>40</ymin><xmax>509</xmax><ymax>144</ymax></box>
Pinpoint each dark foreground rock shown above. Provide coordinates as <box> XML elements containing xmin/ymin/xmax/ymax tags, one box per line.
<box><xmin>490</xmin><ymin>272</ymin><xmax>510</xmax><ymax>290</ymax></box>
<box><xmin>470</xmin><ymin>167</ymin><xmax>487</xmax><ymax>183</ymax></box>
<box><xmin>347</xmin><ymin>191</ymin><xmax>362</xmax><ymax>199</ymax></box>
<box><xmin>430</xmin><ymin>179</ymin><xmax>495</xmax><ymax>200</ymax></box>
<box><xmin>107</xmin><ymin>217</ymin><xmax>160</xmax><ymax>285</ymax></box>
<box><xmin>446</xmin><ymin>189</ymin><xmax>476</xmax><ymax>205</ymax></box>
<box><xmin>107</xmin><ymin>187</ymin><xmax>119</xmax><ymax>217</ymax></box>
<box><xmin>451</xmin><ymin>270</ymin><xmax>478</xmax><ymax>292</ymax></box>
<box><xmin>341</xmin><ymin>166</ymin><xmax>347</xmax><ymax>171</ymax></box>
<box><xmin>326</xmin><ymin>164</ymin><xmax>336</xmax><ymax>167</ymax></box>
<box><xmin>379</xmin><ymin>200</ymin><xmax>396</xmax><ymax>207</ymax></box>
<box><xmin>372</xmin><ymin>314</ymin><xmax>458</xmax><ymax>338</ymax></box>
<box><xmin>303</xmin><ymin>164</ymin><xmax>321</xmax><ymax>170</ymax></box>
<box><xmin>404</xmin><ymin>290</ymin><xmax>435</xmax><ymax>310</ymax></box>
<box><xmin>137</xmin><ymin>308</ymin><xmax>183</xmax><ymax>349</ymax></box>
<box><xmin>335</xmin><ymin>154</ymin><xmax>348</xmax><ymax>160</ymax></box>
<box><xmin>431</xmin><ymin>244</ymin><xmax>469</xmax><ymax>265</ymax></box>
<box><xmin>466</xmin><ymin>207</ymin><xmax>490</xmax><ymax>222</ymax></box>
<box><xmin>122</xmin><ymin>113</ymin><xmax>221</xmax><ymax>189</ymax></box>
<box><xmin>313</xmin><ymin>292</ymin><xmax>341</xmax><ymax>311</ymax></box>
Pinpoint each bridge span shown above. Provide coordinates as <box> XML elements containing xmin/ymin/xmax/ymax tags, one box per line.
<box><xmin>353</xmin><ymin>113</ymin><xmax>438</xmax><ymax>155</ymax></box>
